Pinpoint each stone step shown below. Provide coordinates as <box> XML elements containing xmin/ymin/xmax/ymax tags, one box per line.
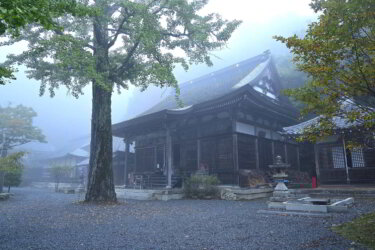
<box><xmin>290</xmin><ymin>188</ymin><xmax>375</xmax><ymax>198</ymax></box>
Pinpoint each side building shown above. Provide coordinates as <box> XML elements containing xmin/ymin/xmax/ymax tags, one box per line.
<box><xmin>283</xmin><ymin>112</ymin><xmax>375</xmax><ymax>185</ymax></box>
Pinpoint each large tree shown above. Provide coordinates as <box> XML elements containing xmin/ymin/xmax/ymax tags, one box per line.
<box><xmin>4</xmin><ymin>0</ymin><xmax>241</xmax><ymax>202</ymax></box>
<box><xmin>274</xmin><ymin>0</ymin><xmax>374</xmax><ymax>142</ymax></box>
<box><xmin>0</xmin><ymin>0</ymin><xmax>87</xmax><ymax>85</ymax></box>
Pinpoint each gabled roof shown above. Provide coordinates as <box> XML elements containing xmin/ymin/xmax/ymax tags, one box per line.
<box><xmin>113</xmin><ymin>51</ymin><xmax>298</xmax><ymax>137</ymax></box>
<box><xmin>282</xmin><ymin>116</ymin><xmax>356</xmax><ymax>135</ymax></box>
<box><xmin>142</xmin><ymin>50</ymin><xmax>283</xmax><ymax>115</ymax></box>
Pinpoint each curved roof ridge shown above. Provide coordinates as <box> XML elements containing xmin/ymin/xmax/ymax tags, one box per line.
<box><xmin>141</xmin><ymin>51</ymin><xmax>272</xmax><ymax>115</ymax></box>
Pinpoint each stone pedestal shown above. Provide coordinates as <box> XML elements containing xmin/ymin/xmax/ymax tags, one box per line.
<box><xmin>269</xmin><ymin>182</ymin><xmax>290</xmax><ymax>202</ymax></box>
<box><xmin>268</xmin><ymin>156</ymin><xmax>291</xmax><ymax>208</ymax></box>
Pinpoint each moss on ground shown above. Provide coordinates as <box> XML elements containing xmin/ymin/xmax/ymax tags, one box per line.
<box><xmin>333</xmin><ymin>212</ymin><xmax>375</xmax><ymax>249</ymax></box>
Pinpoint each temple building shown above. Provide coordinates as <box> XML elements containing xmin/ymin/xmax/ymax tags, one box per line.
<box><xmin>112</xmin><ymin>51</ymin><xmax>305</xmax><ymax>188</ymax></box>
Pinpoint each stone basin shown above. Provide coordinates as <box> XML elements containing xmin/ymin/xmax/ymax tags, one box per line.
<box><xmin>303</xmin><ymin>198</ymin><xmax>330</xmax><ymax>205</ymax></box>
<box><xmin>284</xmin><ymin>197</ymin><xmax>354</xmax><ymax>213</ymax></box>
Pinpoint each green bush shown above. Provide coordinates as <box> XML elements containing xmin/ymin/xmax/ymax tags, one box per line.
<box><xmin>184</xmin><ymin>175</ymin><xmax>220</xmax><ymax>199</ymax></box>
<box><xmin>4</xmin><ymin>169</ymin><xmax>22</xmax><ymax>192</ymax></box>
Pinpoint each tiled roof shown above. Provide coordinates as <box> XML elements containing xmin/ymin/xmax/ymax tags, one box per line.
<box><xmin>142</xmin><ymin>51</ymin><xmax>279</xmax><ymax>115</ymax></box>
<box><xmin>282</xmin><ymin>101</ymin><xmax>364</xmax><ymax>135</ymax></box>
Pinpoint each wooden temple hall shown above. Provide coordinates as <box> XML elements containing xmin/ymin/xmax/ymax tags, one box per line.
<box><xmin>112</xmin><ymin>51</ymin><xmax>302</xmax><ymax>188</ymax></box>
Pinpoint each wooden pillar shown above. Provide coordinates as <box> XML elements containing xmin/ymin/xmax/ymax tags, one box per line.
<box><xmin>314</xmin><ymin>144</ymin><xmax>321</xmax><ymax>186</ymax></box>
<box><xmin>231</xmin><ymin>115</ymin><xmax>239</xmax><ymax>185</ymax></box>
<box><xmin>284</xmin><ymin>143</ymin><xmax>288</xmax><ymax>163</ymax></box>
<box><xmin>233</xmin><ymin>133</ymin><xmax>239</xmax><ymax>185</ymax></box>
<box><xmin>197</xmin><ymin>123</ymin><xmax>201</xmax><ymax>171</ymax></box>
<box><xmin>197</xmin><ymin>139</ymin><xmax>201</xmax><ymax>170</ymax></box>
<box><xmin>296</xmin><ymin>146</ymin><xmax>301</xmax><ymax>171</ymax></box>
<box><xmin>342</xmin><ymin>137</ymin><xmax>351</xmax><ymax>184</ymax></box>
<box><xmin>154</xmin><ymin>146</ymin><xmax>157</xmax><ymax>169</ymax></box>
<box><xmin>166</xmin><ymin>128</ymin><xmax>173</xmax><ymax>188</ymax></box>
<box><xmin>255</xmin><ymin>138</ymin><xmax>260</xmax><ymax>169</ymax></box>
<box><xmin>135</xmin><ymin>141</ymin><xmax>137</xmax><ymax>166</ymax></box>
<box><xmin>271</xmin><ymin>141</ymin><xmax>275</xmax><ymax>162</ymax></box>
<box><xmin>124</xmin><ymin>140</ymin><xmax>130</xmax><ymax>186</ymax></box>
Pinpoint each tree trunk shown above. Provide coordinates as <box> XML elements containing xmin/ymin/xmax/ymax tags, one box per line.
<box><xmin>85</xmin><ymin>83</ymin><xmax>116</xmax><ymax>202</ymax></box>
<box><xmin>0</xmin><ymin>172</ymin><xmax>4</xmax><ymax>193</ymax></box>
<box><xmin>85</xmin><ymin>3</ymin><xmax>116</xmax><ymax>202</ymax></box>
<box><xmin>0</xmin><ymin>148</ymin><xmax>7</xmax><ymax>193</ymax></box>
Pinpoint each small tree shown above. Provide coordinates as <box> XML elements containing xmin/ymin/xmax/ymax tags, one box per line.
<box><xmin>0</xmin><ymin>104</ymin><xmax>46</xmax><ymax>156</ymax></box>
<box><xmin>0</xmin><ymin>105</ymin><xmax>44</xmax><ymax>192</ymax></box>
<box><xmin>48</xmin><ymin>165</ymin><xmax>73</xmax><ymax>192</ymax></box>
<box><xmin>0</xmin><ymin>152</ymin><xmax>25</xmax><ymax>193</ymax></box>
<box><xmin>4</xmin><ymin>169</ymin><xmax>23</xmax><ymax>193</ymax></box>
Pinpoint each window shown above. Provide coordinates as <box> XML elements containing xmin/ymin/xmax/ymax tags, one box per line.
<box><xmin>332</xmin><ymin>147</ymin><xmax>345</xmax><ymax>169</ymax></box>
<box><xmin>351</xmin><ymin>148</ymin><xmax>365</xmax><ymax>168</ymax></box>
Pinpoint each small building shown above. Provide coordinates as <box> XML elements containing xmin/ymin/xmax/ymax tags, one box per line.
<box><xmin>283</xmin><ymin>114</ymin><xmax>375</xmax><ymax>185</ymax></box>
<box><xmin>112</xmin><ymin>51</ymin><xmax>301</xmax><ymax>188</ymax></box>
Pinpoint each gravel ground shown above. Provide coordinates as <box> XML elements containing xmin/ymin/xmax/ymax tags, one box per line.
<box><xmin>0</xmin><ymin>187</ymin><xmax>374</xmax><ymax>250</ymax></box>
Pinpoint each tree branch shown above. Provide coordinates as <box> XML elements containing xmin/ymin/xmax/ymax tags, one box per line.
<box><xmin>115</xmin><ymin>39</ymin><xmax>141</xmax><ymax>77</ymax></box>
<box><xmin>108</xmin><ymin>15</ymin><xmax>128</xmax><ymax>48</ymax></box>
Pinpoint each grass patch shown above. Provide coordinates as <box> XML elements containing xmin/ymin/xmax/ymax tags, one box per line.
<box><xmin>333</xmin><ymin>212</ymin><xmax>375</xmax><ymax>249</ymax></box>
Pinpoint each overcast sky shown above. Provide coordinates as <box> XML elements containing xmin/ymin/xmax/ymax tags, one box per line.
<box><xmin>0</xmin><ymin>0</ymin><xmax>317</xmax><ymax>152</ymax></box>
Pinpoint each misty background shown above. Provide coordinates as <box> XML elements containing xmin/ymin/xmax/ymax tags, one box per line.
<box><xmin>0</xmin><ymin>0</ymin><xmax>317</xmax><ymax>153</ymax></box>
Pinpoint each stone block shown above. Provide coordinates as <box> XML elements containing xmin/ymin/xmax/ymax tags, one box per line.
<box><xmin>267</xmin><ymin>201</ymin><xmax>286</xmax><ymax>209</ymax></box>
<box><xmin>273</xmin><ymin>190</ymin><xmax>290</xmax><ymax>197</ymax></box>
<box><xmin>327</xmin><ymin>205</ymin><xmax>348</xmax><ymax>213</ymax></box>
<box><xmin>0</xmin><ymin>193</ymin><xmax>10</xmax><ymax>201</ymax></box>
<box><xmin>236</xmin><ymin>192</ymin><xmax>271</xmax><ymax>201</ymax></box>
<box><xmin>286</xmin><ymin>203</ymin><xmax>328</xmax><ymax>213</ymax></box>
<box><xmin>269</xmin><ymin>196</ymin><xmax>288</xmax><ymax>202</ymax></box>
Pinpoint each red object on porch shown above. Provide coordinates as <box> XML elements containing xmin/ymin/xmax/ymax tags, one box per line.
<box><xmin>312</xmin><ymin>177</ymin><xmax>317</xmax><ymax>188</ymax></box>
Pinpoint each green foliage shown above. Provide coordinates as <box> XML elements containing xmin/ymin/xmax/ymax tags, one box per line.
<box><xmin>184</xmin><ymin>175</ymin><xmax>220</xmax><ymax>199</ymax></box>
<box><xmin>4</xmin><ymin>168</ymin><xmax>22</xmax><ymax>191</ymax></box>
<box><xmin>0</xmin><ymin>152</ymin><xmax>25</xmax><ymax>192</ymax></box>
<box><xmin>333</xmin><ymin>212</ymin><xmax>375</xmax><ymax>249</ymax></box>
<box><xmin>4</xmin><ymin>0</ymin><xmax>241</xmax><ymax>97</ymax></box>
<box><xmin>0</xmin><ymin>151</ymin><xmax>25</xmax><ymax>173</ymax></box>
<box><xmin>0</xmin><ymin>66</ymin><xmax>16</xmax><ymax>85</ymax></box>
<box><xmin>0</xmin><ymin>105</ymin><xmax>46</xmax><ymax>151</ymax></box>
<box><xmin>274</xmin><ymin>0</ymin><xmax>375</xmax><ymax>143</ymax></box>
<box><xmin>0</xmin><ymin>0</ymin><xmax>89</xmax><ymax>36</ymax></box>
<box><xmin>0</xmin><ymin>0</ymin><xmax>90</xmax><ymax>85</ymax></box>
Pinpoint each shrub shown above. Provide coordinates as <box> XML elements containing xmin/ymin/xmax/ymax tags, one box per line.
<box><xmin>4</xmin><ymin>169</ymin><xmax>22</xmax><ymax>192</ymax></box>
<box><xmin>184</xmin><ymin>175</ymin><xmax>220</xmax><ymax>199</ymax></box>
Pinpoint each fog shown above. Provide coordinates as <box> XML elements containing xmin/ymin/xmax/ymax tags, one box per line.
<box><xmin>0</xmin><ymin>0</ymin><xmax>317</xmax><ymax>153</ymax></box>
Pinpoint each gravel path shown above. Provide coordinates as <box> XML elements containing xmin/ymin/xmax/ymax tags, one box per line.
<box><xmin>0</xmin><ymin>187</ymin><xmax>374</xmax><ymax>250</ymax></box>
